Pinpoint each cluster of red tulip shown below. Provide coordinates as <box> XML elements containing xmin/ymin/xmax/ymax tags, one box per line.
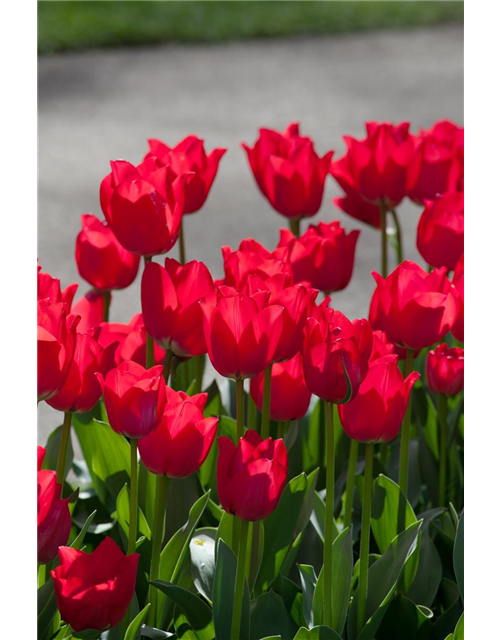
<box><xmin>37</xmin><ymin>121</ymin><xmax>464</xmax><ymax>640</ymax></box>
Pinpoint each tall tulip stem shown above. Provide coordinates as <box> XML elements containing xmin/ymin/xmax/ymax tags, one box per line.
<box><xmin>390</xmin><ymin>209</ymin><xmax>404</xmax><ymax>264</ymax></box>
<box><xmin>143</xmin><ymin>256</ymin><xmax>155</xmax><ymax>369</ymax></box>
<box><xmin>247</xmin><ymin>393</ymin><xmax>257</xmax><ymax>431</ymax></box>
<box><xmin>236</xmin><ymin>378</ymin><xmax>245</xmax><ymax>440</ymax></box>
<box><xmin>127</xmin><ymin>439</ymin><xmax>139</xmax><ymax>555</ymax></box>
<box><xmin>56</xmin><ymin>411</ymin><xmax>72</xmax><ymax>485</ymax></box>
<box><xmin>323</xmin><ymin>401</ymin><xmax>336</xmax><ymax>627</ymax></box>
<box><xmin>438</xmin><ymin>394</ymin><xmax>448</xmax><ymax>506</ymax></box>
<box><xmin>357</xmin><ymin>442</ymin><xmax>374</xmax><ymax>634</ymax></box>
<box><xmin>289</xmin><ymin>216</ymin><xmax>301</xmax><ymax>237</ymax></box>
<box><xmin>277</xmin><ymin>421</ymin><xmax>287</xmax><ymax>440</ymax></box>
<box><xmin>230</xmin><ymin>518</ymin><xmax>250</xmax><ymax>640</ymax></box>
<box><xmin>379</xmin><ymin>204</ymin><xmax>388</xmax><ymax>278</ymax></box>
<box><xmin>398</xmin><ymin>349</ymin><xmax>415</xmax><ymax>499</ymax></box>
<box><xmin>344</xmin><ymin>438</ymin><xmax>359</xmax><ymax>528</ymax></box>
<box><xmin>148</xmin><ymin>474</ymin><xmax>170</xmax><ymax>626</ymax></box>
<box><xmin>163</xmin><ymin>350</ymin><xmax>173</xmax><ymax>386</ymax></box>
<box><xmin>261</xmin><ymin>366</ymin><xmax>273</xmax><ymax>439</ymax></box>
<box><xmin>103</xmin><ymin>290</ymin><xmax>111</xmax><ymax>323</ymax></box>
<box><xmin>179</xmin><ymin>218</ymin><xmax>186</xmax><ymax>265</ymax></box>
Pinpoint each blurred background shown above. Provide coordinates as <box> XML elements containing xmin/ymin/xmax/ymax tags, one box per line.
<box><xmin>38</xmin><ymin>0</ymin><xmax>464</xmax><ymax>441</ymax></box>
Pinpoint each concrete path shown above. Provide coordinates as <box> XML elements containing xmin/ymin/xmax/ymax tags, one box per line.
<box><xmin>38</xmin><ymin>26</ymin><xmax>464</xmax><ymax>444</ymax></box>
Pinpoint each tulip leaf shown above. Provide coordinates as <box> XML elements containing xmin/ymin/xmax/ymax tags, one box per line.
<box><xmin>124</xmin><ymin>602</ymin><xmax>151</xmax><ymax>640</ymax></box>
<box><xmin>347</xmin><ymin>520</ymin><xmax>422</xmax><ymax>640</ymax></box>
<box><xmin>453</xmin><ymin>612</ymin><xmax>464</xmax><ymax>640</ymax></box>
<box><xmin>69</xmin><ymin>509</ymin><xmax>97</xmax><ymax>550</ymax></box>
<box><xmin>190</xmin><ymin>528</ymin><xmax>217</xmax><ymax>602</ymax></box>
<box><xmin>138</xmin><ymin>460</ymin><xmax>157</xmax><ymax>530</ymax></box>
<box><xmin>310</xmin><ymin>490</ymin><xmax>340</xmax><ymax>545</ymax></box>
<box><xmin>453</xmin><ymin>511</ymin><xmax>464</xmax><ymax>603</ymax></box>
<box><xmin>250</xmin><ymin>591</ymin><xmax>299</xmax><ymax>639</ymax></box>
<box><xmin>151</xmin><ymin>581</ymin><xmax>214</xmax><ymax>640</ymax></box>
<box><xmin>115</xmin><ymin>483</ymin><xmax>152</xmax><ymax>541</ymax></box>
<box><xmin>371</xmin><ymin>475</ymin><xmax>417</xmax><ymax>553</ymax></box>
<box><xmin>213</xmin><ymin>539</ymin><xmax>250</xmax><ymax>640</ymax></box>
<box><xmin>312</xmin><ymin>526</ymin><xmax>353</xmax><ymax>634</ymax></box>
<box><xmin>42</xmin><ymin>423</ymin><xmax>74</xmax><ymax>480</ymax></box>
<box><xmin>298</xmin><ymin>564</ymin><xmax>317</xmax><ymax>629</ymax></box>
<box><xmin>140</xmin><ymin>626</ymin><xmax>174</xmax><ymax>639</ymax></box>
<box><xmin>293</xmin><ymin>626</ymin><xmax>344</xmax><ymax>639</ymax></box>
<box><xmin>374</xmin><ymin>594</ymin><xmax>433</xmax><ymax>639</ymax></box>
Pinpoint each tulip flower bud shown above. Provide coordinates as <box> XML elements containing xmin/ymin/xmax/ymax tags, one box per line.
<box><xmin>451</xmin><ymin>254</ymin><xmax>464</xmax><ymax>342</ymax></box>
<box><xmin>221</xmin><ymin>238</ymin><xmax>291</xmax><ymax>290</ymax></box>
<box><xmin>97</xmin><ymin>314</ymin><xmax>166</xmax><ymax>368</ymax></box>
<box><xmin>51</xmin><ymin>537</ymin><xmax>139</xmax><ymax>632</ymax></box>
<box><xmin>332</xmin><ymin>183</ymin><xmax>381</xmax><ymax>229</ymax></box>
<box><xmin>37</xmin><ymin>469</ymin><xmax>71</xmax><ymax>564</ymax></box>
<box><xmin>426</xmin><ymin>343</ymin><xmax>464</xmax><ymax>397</ymax></box>
<box><xmin>370</xmin><ymin>330</ymin><xmax>395</xmax><ymax>363</ymax></box>
<box><xmin>70</xmin><ymin>290</ymin><xmax>106</xmax><ymax>334</ymax></box>
<box><xmin>217</xmin><ymin>430</ymin><xmax>288</xmax><ymax>521</ymax></box>
<box><xmin>37</xmin><ymin>264</ymin><xmax>78</xmax><ymax>309</ymax></box>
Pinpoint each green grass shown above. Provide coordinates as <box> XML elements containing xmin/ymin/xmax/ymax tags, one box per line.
<box><xmin>38</xmin><ymin>1</ymin><xmax>464</xmax><ymax>55</ymax></box>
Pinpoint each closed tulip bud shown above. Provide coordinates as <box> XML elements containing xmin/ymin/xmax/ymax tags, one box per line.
<box><xmin>278</xmin><ymin>220</ymin><xmax>360</xmax><ymax>293</ymax></box>
<box><xmin>451</xmin><ymin>254</ymin><xmax>464</xmax><ymax>342</ymax></box>
<box><xmin>242</xmin><ymin>123</ymin><xmax>333</xmax><ymax>220</ymax></box>
<box><xmin>138</xmin><ymin>388</ymin><xmax>218</xmax><ymax>477</ymax></box>
<box><xmin>38</xmin><ymin>300</ymin><xmax>79</xmax><ymax>402</ymax></box>
<box><xmin>51</xmin><ymin>537</ymin><xmax>139</xmax><ymax>632</ymax></box>
<box><xmin>47</xmin><ymin>329</ymin><xmax>117</xmax><ymax>414</ymax></box>
<box><xmin>200</xmin><ymin>288</ymin><xmax>284</xmax><ymax>379</ymax></box>
<box><xmin>332</xmin><ymin>183</ymin><xmax>381</xmax><ymax>229</ymax></box>
<box><xmin>145</xmin><ymin>135</ymin><xmax>226</xmax><ymax>214</ymax></box>
<box><xmin>70</xmin><ymin>290</ymin><xmax>106</xmax><ymax>334</ymax></box>
<box><xmin>96</xmin><ymin>361</ymin><xmax>166</xmax><ymax>438</ymax></box>
<box><xmin>217</xmin><ymin>430</ymin><xmax>288</xmax><ymax>521</ymax></box>
<box><xmin>37</xmin><ymin>469</ymin><xmax>71</xmax><ymax>564</ymax></box>
<box><xmin>141</xmin><ymin>258</ymin><xmax>214</xmax><ymax>358</ymax></box>
<box><xmin>37</xmin><ymin>446</ymin><xmax>46</xmax><ymax>471</ymax></box>
<box><xmin>98</xmin><ymin>313</ymin><xmax>165</xmax><ymax>367</ymax></box>
<box><xmin>100</xmin><ymin>158</ymin><xmax>189</xmax><ymax>257</ymax></box>
<box><xmin>331</xmin><ymin>121</ymin><xmax>415</xmax><ymax>208</ymax></box>
<box><xmin>37</xmin><ymin>264</ymin><xmax>78</xmax><ymax>309</ymax></box>
<box><xmin>426</xmin><ymin>344</ymin><xmax>464</xmax><ymax>397</ymax></box>
<box><xmin>370</xmin><ymin>330</ymin><xmax>395</xmax><ymax>362</ymax></box>
<box><xmin>338</xmin><ymin>355</ymin><xmax>420</xmax><ymax>443</ymax></box>
<box><xmin>221</xmin><ymin>238</ymin><xmax>291</xmax><ymax>290</ymax></box>
<box><xmin>369</xmin><ymin>260</ymin><xmax>458</xmax><ymax>351</ymax></box>
<box><xmin>302</xmin><ymin>308</ymin><xmax>373</xmax><ymax>404</ymax></box>
<box><xmin>416</xmin><ymin>192</ymin><xmax>464</xmax><ymax>270</ymax></box>
<box><xmin>75</xmin><ymin>214</ymin><xmax>140</xmax><ymax>291</ymax></box>
<box><xmin>250</xmin><ymin>353</ymin><xmax>311</xmax><ymax>422</ymax></box>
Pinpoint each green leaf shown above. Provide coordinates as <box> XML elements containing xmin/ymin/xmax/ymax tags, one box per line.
<box><xmin>453</xmin><ymin>511</ymin><xmax>464</xmax><ymax>603</ymax></box>
<box><xmin>124</xmin><ymin>603</ymin><xmax>151</xmax><ymax>640</ymax></box>
<box><xmin>374</xmin><ymin>594</ymin><xmax>433</xmax><ymax>639</ymax></box>
<box><xmin>453</xmin><ymin>612</ymin><xmax>464</xmax><ymax>640</ymax></box>
<box><xmin>115</xmin><ymin>483</ymin><xmax>151</xmax><ymax>541</ymax></box>
<box><xmin>310</xmin><ymin>491</ymin><xmax>340</xmax><ymax>545</ymax></box>
<box><xmin>70</xmin><ymin>509</ymin><xmax>97</xmax><ymax>550</ymax></box>
<box><xmin>269</xmin><ymin>573</ymin><xmax>306</xmax><ymax>629</ymax></box>
<box><xmin>347</xmin><ymin>521</ymin><xmax>422</xmax><ymax>640</ymax></box>
<box><xmin>151</xmin><ymin>581</ymin><xmax>214</xmax><ymax>640</ymax></box>
<box><xmin>371</xmin><ymin>475</ymin><xmax>417</xmax><ymax>553</ymax></box>
<box><xmin>312</xmin><ymin>526</ymin><xmax>353</xmax><ymax>634</ymax></box>
<box><xmin>140</xmin><ymin>626</ymin><xmax>174</xmax><ymax>639</ymax></box>
<box><xmin>190</xmin><ymin>528</ymin><xmax>216</xmax><ymax>602</ymax></box>
<box><xmin>138</xmin><ymin>460</ymin><xmax>157</xmax><ymax>530</ymax></box>
<box><xmin>298</xmin><ymin>564</ymin><xmax>317</xmax><ymax>629</ymax></box>
<box><xmin>251</xmin><ymin>591</ymin><xmax>299</xmax><ymax>639</ymax></box>
<box><xmin>293</xmin><ymin>626</ymin><xmax>343</xmax><ymax>639</ymax></box>
<box><xmin>42</xmin><ymin>424</ymin><xmax>74</xmax><ymax>480</ymax></box>
<box><xmin>213</xmin><ymin>539</ymin><xmax>250</xmax><ymax>640</ymax></box>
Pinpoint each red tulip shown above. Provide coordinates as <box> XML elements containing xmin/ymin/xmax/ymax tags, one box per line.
<box><xmin>426</xmin><ymin>343</ymin><xmax>464</xmax><ymax>397</ymax></box>
<box><xmin>416</xmin><ymin>192</ymin><xmax>464</xmax><ymax>270</ymax></box>
<box><xmin>38</xmin><ymin>469</ymin><xmax>71</xmax><ymax>563</ymax></box>
<box><xmin>332</xmin><ymin>183</ymin><xmax>381</xmax><ymax>229</ymax></box>
<box><xmin>75</xmin><ymin>214</ymin><xmax>140</xmax><ymax>290</ymax></box>
<box><xmin>370</xmin><ymin>330</ymin><xmax>395</xmax><ymax>362</ymax></box>
<box><xmin>451</xmin><ymin>254</ymin><xmax>464</xmax><ymax>342</ymax></box>
<box><xmin>37</xmin><ymin>446</ymin><xmax>46</xmax><ymax>471</ymax></box>
<box><xmin>302</xmin><ymin>307</ymin><xmax>372</xmax><ymax>403</ymax></box>
<box><xmin>331</xmin><ymin>121</ymin><xmax>415</xmax><ymax>208</ymax></box>
<box><xmin>242</xmin><ymin>122</ymin><xmax>333</xmax><ymax>220</ymax></box>
<box><xmin>145</xmin><ymin>135</ymin><xmax>226</xmax><ymax>214</ymax></box>
<box><xmin>98</xmin><ymin>313</ymin><xmax>165</xmax><ymax>367</ymax></box>
<box><xmin>96</xmin><ymin>361</ymin><xmax>166</xmax><ymax>438</ymax></box>
<box><xmin>369</xmin><ymin>261</ymin><xmax>458</xmax><ymax>351</ymax></box>
<box><xmin>141</xmin><ymin>258</ymin><xmax>214</xmax><ymax>357</ymax></box>
<box><xmin>338</xmin><ymin>355</ymin><xmax>420</xmax><ymax>443</ymax></box>
<box><xmin>51</xmin><ymin>537</ymin><xmax>139</xmax><ymax>632</ymax></box>
<box><xmin>38</xmin><ymin>300</ymin><xmax>79</xmax><ymax>402</ymax></box>
<box><xmin>217</xmin><ymin>430</ymin><xmax>288</xmax><ymax>521</ymax></box>
<box><xmin>47</xmin><ymin>329</ymin><xmax>117</xmax><ymax>414</ymax></box>
<box><xmin>100</xmin><ymin>158</ymin><xmax>189</xmax><ymax>257</ymax></box>
<box><xmin>278</xmin><ymin>220</ymin><xmax>360</xmax><ymax>293</ymax></box>
<box><xmin>38</xmin><ymin>264</ymin><xmax>78</xmax><ymax>309</ymax></box>
<box><xmin>200</xmin><ymin>287</ymin><xmax>284</xmax><ymax>379</ymax></box>
<box><xmin>250</xmin><ymin>353</ymin><xmax>311</xmax><ymax>422</ymax></box>
<box><xmin>71</xmin><ymin>290</ymin><xmax>106</xmax><ymax>334</ymax></box>
<box><xmin>138</xmin><ymin>388</ymin><xmax>218</xmax><ymax>477</ymax></box>
<box><xmin>221</xmin><ymin>238</ymin><xmax>291</xmax><ymax>290</ymax></box>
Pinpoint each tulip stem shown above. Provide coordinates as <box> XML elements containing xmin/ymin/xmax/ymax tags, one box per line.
<box><xmin>247</xmin><ymin>393</ymin><xmax>257</xmax><ymax>432</ymax></box>
<box><xmin>236</xmin><ymin>378</ymin><xmax>245</xmax><ymax>440</ymax></box>
<box><xmin>148</xmin><ymin>474</ymin><xmax>170</xmax><ymax>626</ymax></box>
<box><xmin>277</xmin><ymin>421</ymin><xmax>287</xmax><ymax>440</ymax></box>
<box><xmin>379</xmin><ymin>203</ymin><xmax>388</xmax><ymax>278</ymax></box>
<box><xmin>438</xmin><ymin>394</ymin><xmax>448</xmax><ymax>507</ymax></box>
<box><xmin>261</xmin><ymin>366</ymin><xmax>273</xmax><ymax>440</ymax></box>
<box><xmin>289</xmin><ymin>217</ymin><xmax>301</xmax><ymax>237</ymax></box>
<box><xmin>143</xmin><ymin>256</ymin><xmax>155</xmax><ymax>369</ymax></box>
<box><xmin>390</xmin><ymin>209</ymin><xmax>404</xmax><ymax>264</ymax></box>
<box><xmin>56</xmin><ymin>412</ymin><xmax>72</xmax><ymax>485</ymax></box>
<box><xmin>344</xmin><ymin>439</ymin><xmax>359</xmax><ymax>529</ymax></box>
<box><xmin>230</xmin><ymin>518</ymin><xmax>250</xmax><ymax>640</ymax></box>
<box><xmin>179</xmin><ymin>218</ymin><xmax>186</xmax><ymax>265</ymax></box>
<box><xmin>357</xmin><ymin>442</ymin><xmax>374</xmax><ymax>635</ymax></box>
<box><xmin>195</xmin><ymin>355</ymin><xmax>204</xmax><ymax>394</ymax></box>
<box><xmin>398</xmin><ymin>349</ymin><xmax>415</xmax><ymax>502</ymax></box>
<box><xmin>163</xmin><ymin>350</ymin><xmax>173</xmax><ymax>386</ymax></box>
<box><xmin>102</xmin><ymin>290</ymin><xmax>111</xmax><ymax>322</ymax></box>
<box><xmin>127</xmin><ymin>439</ymin><xmax>139</xmax><ymax>555</ymax></box>
<box><xmin>323</xmin><ymin>401</ymin><xmax>336</xmax><ymax>628</ymax></box>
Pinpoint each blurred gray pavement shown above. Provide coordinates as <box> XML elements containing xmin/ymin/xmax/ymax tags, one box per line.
<box><xmin>38</xmin><ymin>26</ymin><xmax>463</xmax><ymax>444</ymax></box>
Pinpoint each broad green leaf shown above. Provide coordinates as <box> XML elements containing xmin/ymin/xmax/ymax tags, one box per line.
<box><xmin>312</xmin><ymin>526</ymin><xmax>353</xmax><ymax>634</ymax></box>
<box><xmin>269</xmin><ymin>573</ymin><xmax>306</xmax><ymax>629</ymax></box>
<box><xmin>371</xmin><ymin>475</ymin><xmax>417</xmax><ymax>553</ymax></box>
<box><xmin>42</xmin><ymin>424</ymin><xmax>74</xmax><ymax>480</ymax></box>
<box><xmin>69</xmin><ymin>509</ymin><xmax>97</xmax><ymax>550</ymax></box>
<box><xmin>374</xmin><ymin>594</ymin><xmax>433</xmax><ymax>639</ymax></box>
<box><xmin>138</xmin><ymin>460</ymin><xmax>157</xmax><ymax>530</ymax></box>
<box><xmin>407</xmin><ymin>508</ymin><xmax>444</xmax><ymax>608</ymax></box>
<box><xmin>453</xmin><ymin>612</ymin><xmax>464</xmax><ymax>640</ymax></box>
<box><xmin>115</xmin><ymin>483</ymin><xmax>152</xmax><ymax>541</ymax></box>
<box><xmin>124</xmin><ymin>603</ymin><xmax>151</xmax><ymax>640</ymax></box>
<box><xmin>347</xmin><ymin>521</ymin><xmax>422</xmax><ymax>640</ymax></box>
<box><xmin>251</xmin><ymin>591</ymin><xmax>298</xmax><ymax>640</ymax></box>
<box><xmin>190</xmin><ymin>528</ymin><xmax>216</xmax><ymax>602</ymax></box>
<box><xmin>298</xmin><ymin>564</ymin><xmax>317</xmax><ymax>629</ymax></box>
<box><xmin>293</xmin><ymin>626</ymin><xmax>343</xmax><ymax>639</ymax></box>
<box><xmin>453</xmin><ymin>511</ymin><xmax>464</xmax><ymax>603</ymax></box>
<box><xmin>310</xmin><ymin>491</ymin><xmax>340</xmax><ymax>545</ymax></box>
<box><xmin>151</xmin><ymin>581</ymin><xmax>214</xmax><ymax>640</ymax></box>
<box><xmin>140</xmin><ymin>626</ymin><xmax>174</xmax><ymax>639</ymax></box>
<box><xmin>213</xmin><ymin>539</ymin><xmax>250</xmax><ymax>640</ymax></box>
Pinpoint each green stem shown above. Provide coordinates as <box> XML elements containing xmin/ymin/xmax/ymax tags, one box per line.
<box><xmin>390</xmin><ymin>209</ymin><xmax>404</xmax><ymax>264</ymax></box>
<box><xmin>261</xmin><ymin>365</ymin><xmax>273</xmax><ymax>439</ymax></box>
<box><xmin>236</xmin><ymin>378</ymin><xmax>245</xmax><ymax>440</ymax></box>
<box><xmin>148</xmin><ymin>475</ymin><xmax>170</xmax><ymax>626</ymax></box>
<box><xmin>127</xmin><ymin>439</ymin><xmax>139</xmax><ymax>555</ymax></box>
<box><xmin>380</xmin><ymin>442</ymin><xmax>388</xmax><ymax>468</ymax></box>
<box><xmin>163</xmin><ymin>350</ymin><xmax>173</xmax><ymax>386</ymax></box>
<box><xmin>289</xmin><ymin>217</ymin><xmax>301</xmax><ymax>237</ymax></box>
<box><xmin>143</xmin><ymin>256</ymin><xmax>155</xmax><ymax>369</ymax></box>
<box><xmin>179</xmin><ymin>217</ymin><xmax>186</xmax><ymax>265</ymax></box>
<box><xmin>230</xmin><ymin>519</ymin><xmax>250</xmax><ymax>640</ymax></box>
<box><xmin>379</xmin><ymin>203</ymin><xmax>388</xmax><ymax>278</ymax></box>
<box><xmin>56</xmin><ymin>412</ymin><xmax>72</xmax><ymax>485</ymax></box>
<box><xmin>277</xmin><ymin>421</ymin><xmax>287</xmax><ymax>440</ymax></box>
<box><xmin>38</xmin><ymin>563</ymin><xmax>47</xmax><ymax>588</ymax></box>
<box><xmin>398</xmin><ymin>350</ymin><xmax>415</xmax><ymax>500</ymax></box>
<box><xmin>438</xmin><ymin>394</ymin><xmax>448</xmax><ymax>507</ymax></box>
<box><xmin>194</xmin><ymin>355</ymin><xmax>204</xmax><ymax>394</ymax></box>
<box><xmin>102</xmin><ymin>290</ymin><xmax>111</xmax><ymax>323</ymax></box>
<box><xmin>247</xmin><ymin>393</ymin><xmax>257</xmax><ymax>432</ymax></box>
<box><xmin>357</xmin><ymin>443</ymin><xmax>374</xmax><ymax>634</ymax></box>
<box><xmin>323</xmin><ymin>401</ymin><xmax>335</xmax><ymax>627</ymax></box>
<box><xmin>344</xmin><ymin>439</ymin><xmax>359</xmax><ymax>529</ymax></box>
